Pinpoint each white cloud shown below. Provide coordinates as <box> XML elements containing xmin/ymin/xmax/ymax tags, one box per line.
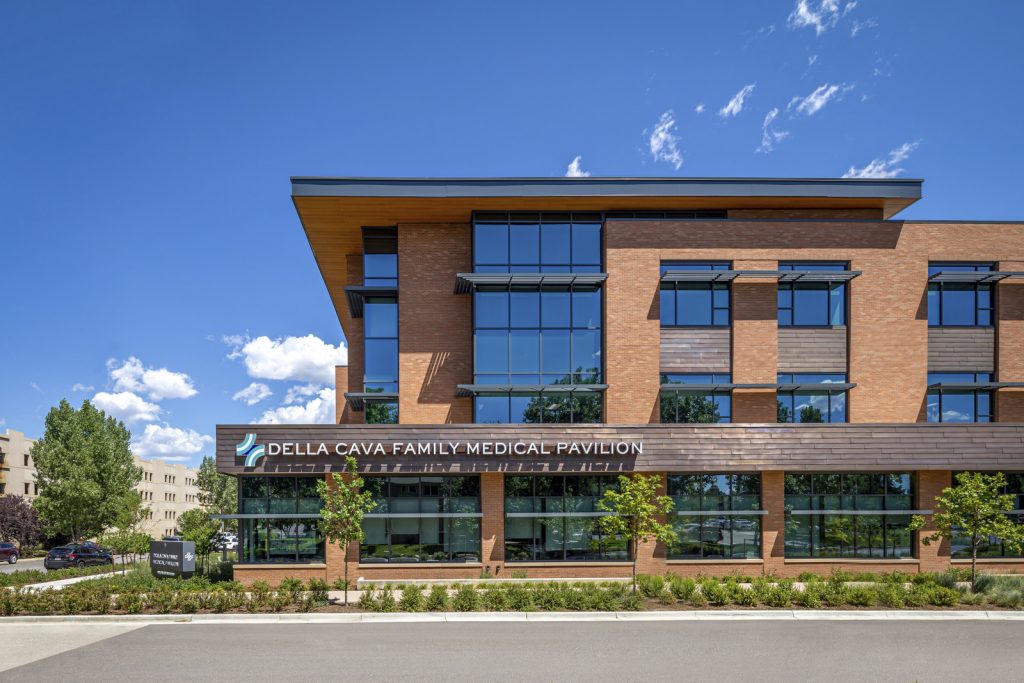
<box><xmin>647</xmin><ymin>111</ymin><xmax>683</xmax><ymax>170</ymax></box>
<box><xmin>694</xmin><ymin>103</ymin><xmax>705</xmax><ymax>114</ymax></box>
<box><xmin>71</xmin><ymin>383</ymin><xmax>94</xmax><ymax>392</ymax></box>
<box><xmin>756</xmin><ymin>108</ymin><xmax>790</xmax><ymax>154</ymax></box>
<box><xmin>257</xmin><ymin>387</ymin><xmax>336</xmax><ymax>425</ymax></box>
<box><xmin>92</xmin><ymin>391</ymin><xmax>161</xmax><ymax>424</ymax></box>
<box><xmin>718</xmin><ymin>84</ymin><xmax>756</xmax><ymax>118</ymax></box>
<box><xmin>0</xmin><ymin>418</ymin><xmax>6</xmax><ymax>427</ymax></box>
<box><xmin>284</xmin><ymin>383</ymin><xmax>325</xmax><ymax>405</ymax></box>
<box><xmin>808</xmin><ymin>54</ymin><xmax>818</xmax><ymax>66</ymax></box>
<box><xmin>131</xmin><ymin>423</ymin><xmax>213</xmax><ymax>459</ymax></box>
<box><xmin>107</xmin><ymin>357</ymin><xmax>197</xmax><ymax>401</ymax></box>
<box><xmin>851</xmin><ymin>17</ymin><xmax>878</xmax><ymax>36</ymax></box>
<box><xmin>842</xmin><ymin>141</ymin><xmax>920</xmax><ymax>179</ymax></box>
<box><xmin>232</xmin><ymin>382</ymin><xmax>273</xmax><ymax>406</ymax></box>
<box><xmin>787</xmin><ymin>0</ymin><xmax>849</xmax><ymax>35</ymax></box>
<box><xmin>224</xmin><ymin>334</ymin><xmax>347</xmax><ymax>384</ymax></box>
<box><xmin>787</xmin><ymin>83</ymin><xmax>853</xmax><ymax>116</ymax></box>
<box><xmin>564</xmin><ymin>156</ymin><xmax>590</xmax><ymax>178</ymax></box>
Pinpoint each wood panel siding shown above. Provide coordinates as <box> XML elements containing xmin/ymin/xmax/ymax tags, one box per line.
<box><xmin>928</xmin><ymin>327</ymin><xmax>995</xmax><ymax>372</ymax></box>
<box><xmin>660</xmin><ymin>328</ymin><xmax>731</xmax><ymax>373</ymax></box>
<box><xmin>778</xmin><ymin>326</ymin><xmax>848</xmax><ymax>373</ymax></box>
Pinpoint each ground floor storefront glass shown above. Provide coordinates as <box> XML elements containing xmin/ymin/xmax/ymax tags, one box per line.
<box><xmin>784</xmin><ymin>473</ymin><xmax>914</xmax><ymax>558</ymax></box>
<box><xmin>238</xmin><ymin>476</ymin><xmax>324</xmax><ymax>563</ymax></box>
<box><xmin>504</xmin><ymin>475</ymin><xmax>627</xmax><ymax>561</ymax></box>
<box><xmin>668</xmin><ymin>474</ymin><xmax>761</xmax><ymax>559</ymax></box>
<box><xmin>360</xmin><ymin>476</ymin><xmax>481</xmax><ymax>563</ymax></box>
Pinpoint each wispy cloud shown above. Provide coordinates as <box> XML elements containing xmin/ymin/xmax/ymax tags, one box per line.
<box><xmin>232</xmin><ymin>382</ymin><xmax>273</xmax><ymax>406</ymax></box>
<box><xmin>788</xmin><ymin>83</ymin><xmax>853</xmax><ymax>116</ymax></box>
<box><xmin>694</xmin><ymin>103</ymin><xmax>705</xmax><ymax>114</ymax></box>
<box><xmin>71</xmin><ymin>383</ymin><xmax>94</xmax><ymax>392</ymax></box>
<box><xmin>718</xmin><ymin>84</ymin><xmax>756</xmax><ymax>118</ymax></box>
<box><xmin>92</xmin><ymin>391</ymin><xmax>161</xmax><ymax>424</ymax></box>
<box><xmin>564</xmin><ymin>156</ymin><xmax>590</xmax><ymax>178</ymax></box>
<box><xmin>808</xmin><ymin>54</ymin><xmax>818</xmax><ymax>66</ymax></box>
<box><xmin>646</xmin><ymin>111</ymin><xmax>683</xmax><ymax>170</ymax></box>
<box><xmin>756</xmin><ymin>108</ymin><xmax>790</xmax><ymax>154</ymax></box>
<box><xmin>842</xmin><ymin>141</ymin><xmax>920</xmax><ymax>179</ymax></box>
<box><xmin>851</xmin><ymin>17</ymin><xmax>878</xmax><ymax>36</ymax></box>
<box><xmin>787</xmin><ymin>0</ymin><xmax>856</xmax><ymax>35</ymax></box>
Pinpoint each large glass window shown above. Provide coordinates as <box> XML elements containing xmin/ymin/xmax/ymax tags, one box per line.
<box><xmin>668</xmin><ymin>474</ymin><xmax>761</xmax><ymax>559</ymax></box>
<box><xmin>778</xmin><ymin>262</ymin><xmax>847</xmax><ymax>326</ymax></box>
<box><xmin>239</xmin><ymin>477</ymin><xmax>324</xmax><ymax>563</ymax></box>
<box><xmin>784</xmin><ymin>473</ymin><xmax>914</xmax><ymax>558</ymax></box>
<box><xmin>504</xmin><ymin>475</ymin><xmax>627</xmax><ymax>562</ymax></box>
<box><xmin>363</xmin><ymin>227</ymin><xmax>397</xmax><ymax>287</ymax></box>
<box><xmin>927</xmin><ymin>263</ymin><xmax>993</xmax><ymax>327</ymax></box>
<box><xmin>660</xmin><ymin>262</ymin><xmax>730</xmax><ymax>327</ymax></box>
<box><xmin>360</xmin><ymin>476</ymin><xmax>481</xmax><ymax>563</ymax></box>
<box><xmin>952</xmin><ymin>473</ymin><xmax>1024</xmax><ymax>558</ymax></box>
<box><xmin>474</xmin><ymin>392</ymin><xmax>602</xmax><ymax>424</ymax></box>
<box><xmin>927</xmin><ymin>372</ymin><xmax>992</xmax><ymax>423</ymax></box>
<box><xmin>473</xmin><ymin>213</ymin><xmax>602</xmax><ymax>272</ymax></box>
<box><xmin>660</xmin><ymin>373</ymin><xmax>732</xmax><ymax>423</ymax></box>
<box><xmin>777</xmin><ymin>373</ymin><xmax>848</xmax><ymax>423</ymax></box>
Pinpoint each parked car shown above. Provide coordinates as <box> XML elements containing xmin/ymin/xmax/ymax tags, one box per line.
<box><xmin>213</xmin><ymin>533</ymin><xmax>238</xmax><ymax>551</ymax></box>
<box><xmin>44</xmin><ymin>544</ymin><xmax>114</xmax><ymax>570</ymax></box>
<box><xmin>162</xmin><ymin>535</ymin><xmax>182</xmax><ymax>542</ymax></box>
<box><xmin>0</xmin><ymin>542</ymin><xmax>19</xmax><ymax>564</ymax></box>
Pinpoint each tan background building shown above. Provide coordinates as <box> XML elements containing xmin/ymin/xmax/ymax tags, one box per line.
<box><xmin>0</xmin><ymin>429</ymin><xmax>39</xmax><ymax>499</ymax></box>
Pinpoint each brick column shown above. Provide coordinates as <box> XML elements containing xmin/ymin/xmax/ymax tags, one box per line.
<box><xmin>761</xmin><ymin>471</ymin><xmax>786</xmax><ymax>576</ymax></box>
<box><xmin>480</xmin><ymin>473</ymin><xmax>505</xmax><ymax>575</ymax></box>
<box><xmin>996</xmin><ymin>261</ymin><xmax>1024</xmax><ymax>421</ymax></box>
<box><xmin>341</xmin><ymin>254</ymin><xmax>364</xmax><ymax>424</ymax></box>
<box><xmin>732</xmin><ymin>260</ymin><xmax>778</xmax><ymax>423</ymax></box>
<box><xmin>634</xmin><ymin>474</ymin><xmax>669</xmax><ymax>575</ymax></box>
<box><xmin>917</xmin><ymin>470</ymin><xmax>952</xmax><ymax>573</ymax></box>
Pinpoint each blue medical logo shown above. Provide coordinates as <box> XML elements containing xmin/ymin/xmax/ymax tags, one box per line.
<box><xmin>236</xmin><ymin>433</ymin><xmax>266</xmax><ymax>467</ymax></box>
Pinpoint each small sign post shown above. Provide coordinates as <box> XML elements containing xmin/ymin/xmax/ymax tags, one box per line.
<box><xmin>149</xmin><ymin>540</ymin><xmax>196</xmax><ymax>579</ymax></box>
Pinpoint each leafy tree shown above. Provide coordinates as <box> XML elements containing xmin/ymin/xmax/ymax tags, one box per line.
<box><xmin>661</xmin><ymin>393</ymin><xmax>720</xmax><ymax>423</ymax></box>
<box><xmin>178</xmin><ymin>508</ymin><xmax>219</xmax><ymax>574</ymax></box>
<box><xmin>196</xmin><ymin>456</ymin><xmax>237</xmax><ymax>531</ymax></box>
<box><xmin>910</xmin><ymin>472</ymin><xmax>1024</xmax><ymax>590</ymax></box>
<box><xmin>317</xmin><ymin>456</ymin><xmax>377</xmax><ymax>605</ymax></box>
<box><xmin>365</xmin><ymin>401</ymin><xmax>398</xmax><ymax>424</ymax></box>
<box><xmin>597</xmin><ymin>473</ymin><xmax>676</xmax><ymax>591</ymax></box>
<box><xmin>799</xmin><ymin>406</ymin><xmax>824</xmax><ymax>423</ymax></box>
<box><xmin>0</xmin><ymin>495</ymin><xmax>41</xmax><ymax>549</ymax></box>
<box><xmin>100</xmin><ymin>492</ymin><xmax>151</xmax><ymax>573</ymax></box>
<box><xmin>31</xmin><ymin>400</ymin><xmax>142</xmax><ymax>541</ymax></box>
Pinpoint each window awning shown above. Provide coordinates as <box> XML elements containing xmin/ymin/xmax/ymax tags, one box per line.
<box><xmin>660</xmin><ymin>270</ymin><xmax>740</xmax><ymax>283</ymax></box>
<box><xmin>659</xmin><ymin>270</ymin><xmax>861</xmax><ymax>283</ymax></box>
<box><xmin>776</xmin><ymin>383</ymin><xmax>857</xmax><ymax>392</ymax></box>
<box><xmin>343</xmin><ymin>285</ymin><xmax>397</xmax><ymax>318</ymax></box>
<box><xmin>344</xmin><ymin>392</ymin><xmax>398</xmax><ymax>410</ymax></box>
<box><xmin>928</xmin><ymin>271</ymin><xmax>1024</xmax><ymax>284</ymax></box>
<box><xmin>928</xmin><ymin>382</ymin><xmax>1024</xmax><ymax>391</ymax></box>
<box><xmin>455</xmin><ymin>272</ymin><xmax>607</xmax><ymax>294</ymax></box>
<box><xmin>456</xmin><ymin>383</ymin><xmax>608</xmax><ymax>397</ymax></box>
<box><xmin>210</xmin><ymin>514</ymin><xmax>320</xmax><ymax>520</ymax></box>
<box><xmin>659</xmin><ymin>383</ymin><xmax>778</xmax><ymax>392</ymax></box>
<box><xmin>776</xmin><ymin>270</ymin><xmax>861</xmax><ymax>283</ymax></box>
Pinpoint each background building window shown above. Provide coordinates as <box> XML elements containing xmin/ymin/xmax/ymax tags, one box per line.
<box><xmin>777</xmin><ymin>373</ymin><xmax>848</xmax><ymax>423</ymax></box>
<box><xmin>473</xmin><ymin>213</ymin><xmax>602</xmax><ymax>272</ymax></box>
<box><xmin>784</xmin><ymin>473</ymin><xmax>914</xmax><ymax>558</ymax></box>
<box><xmin>238</xmin><ymin>477</ymin><xmax>323</xmax><ymax>563</ymax></box>
<box><xmin>927</xmin><ymin>263</ymin><xmax>993</xmax><ymax>326</ymax></box>
<box><xmin>660</xmin><ymin>373</ymin><xmax>732</xmax><ymax>423</ymax></box>
<box><xmin>668</xmin><ymin>474</ymin><xmax>761</xmax><ymax>559</ymax></box>
<box><xmin>360</xmin><ymin>476</ymin><xmax>481</xmax><ymax>563</ymax></box>
<box><xmin>952</xmin><ymin>472</ymin><xmax>1024</xmax><ymax>558</ymax></box>
<box><xmin>659</xmin><ymin>262</ymin><xmax>730</xmax><ymax>327</ymax></box>
<box><xmin>777</xmin><ymin>262</ymin><xmax>847</xmax><ymax>326</ymax></box>
<box><xmin>927</xmin><ymin>372</ymin><xmax>992</xmax><ymax>423</ymax></box>
<box><xmin>504</xmin><ymin>475</ymin><xmax>627</xmax><ymax>562</ymax></box>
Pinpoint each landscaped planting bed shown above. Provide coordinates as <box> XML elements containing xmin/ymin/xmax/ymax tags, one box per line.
<box><xmin>0</xmin><ymin>563</ymin><xmax>132</xmax><ymax>589</ymax></box>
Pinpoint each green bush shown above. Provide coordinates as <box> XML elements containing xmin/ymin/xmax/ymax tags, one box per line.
<box><xmin>482</xmin><ymin>586</ymin><xmax>510</xmax><ymax>611</ymax></box>
<box><xmin>173</xmin><ymin>592</ymin><xmax>200</xmax><ymax>614</ymax></box>
<box><xmin>357</xmin><ymin>589</ymin><xmax>378</xmax><ymax>611</ymax></box>
<box><xmin>667</xmin><ymin>575</ymin><xmax>696</xmax><ymax>601</ymax></box>
<box><xmin>426</xmin><ymin>585</ymin><xmax>450</xmax><ymax>611</ymax></box>
<box><xmin>532</xmin><ymin>584</ymin><xmax>569</xmax><ymax>611</ymax></box>
<box><xmin>115</xmin><ymin>592</ymin><xmax>144</xmax><ymax>614</ymax></box>
<box><xmin>846</xmin><ymin>587</ymin><xmax>877</xmax><ymax>607</ymax></box>
<box><xmin>877</xmin><ymin>584</ymin><xmax>906</xmax><ymax>609</ymax></box>
<box><xmin>506</xmin><ymin>584</ymin><xmax>534</xmax><ymax>611</ymax></box>
<box><xmin>306</xmin><ymin>579</ymin><xmax>330</xmax><ymax>605</ymax></box>
<box><xmin>795</xmin><ymin>583</ymin><xmax>824</xmax><ymax>609</ymax></box>
<box><xmin>687</xmin><ymin>589</ymin><xmax>708</xmax><ymax>607</ymax></box>
<box><xmin>927</xmin><ymin>586</ymin><xmax>961</xmax><ymax>607</ymax></box>
<box><xmin>0</xmin><ymin>563</ymin><xmax>122</xmax><ymax>589</ymax></box>
<box><xmin>732</xmin><ymin>584</ymin><xmax>759</xmax><ymax>607</ymax></box>
<box><xmin>397</xmin><ymin>585</ymin><xmax>425</xmax><ymax>612</ymax></box>
<box><xmin>332</xmin><ymin>577</ymin><xmax>350</xmax><ymax>591</ymax></box>
<box><xmin>279</xmin><ymin>577</ymin><xmax>305</xmax><ymax>604</ymax></box>
<box><xmin>60</xmin><ymin>590</ymin><xmax>86</xmax><ymax>615</ymax></box>
<box><xmin>700</xmin><ymin>580</ymin><xmax>730</xmax><ymax>606</ymax></box>
<box><xmin>636</xmin><ymin>574</ymin><xmax>665</xmax><ymax>598</ymax></box>
<box><xmin>618</xmin><ymin>590</ymin><xmax>643</xmax><ymax>611</ymax></box>
<box><xmin>763</xmin><ymin>584</ymin><xmax>793</xmax><ymax>608</ymax></box>
<box><xmin>452</xmin><ymin>584</ymin><xmax>480</xmax><ymax>612</ymax></box>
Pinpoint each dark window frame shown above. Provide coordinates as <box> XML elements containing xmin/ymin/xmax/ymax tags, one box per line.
<box><xmin>927</xmin><ymin>263</ymin><xmax>995</xmax><ymax>327</ymax></box>
<box><xmin>667</xmin><ymin>473</ymin><xmax>762</xmax><ymax>560</ymax></box>
<box><xmin>659</xmin><ymin>373</ymin><xmax>733</xmax><ymax>424</ymax></box>
<box><xmin>777</xmin><ymin>261</ymin><xmax>849</xmax><ymax>327</ymax></box>
<box><xmin>472</xmin><ymin>212</ymin><xmax>603</xmax><ymax>272</ymax></box>
<box><xmin>776</xmin><ymin>373</ymin><xmax>849</xmax><ymax>423</ymax></box>
<box><xmin>927</xmin><ymin>372</ymin><xmax>993</xmax><ymax>423</ymax></box>
<box><xmin>659</xmin><ymin>262</ymin><xmax>731</xmax><ymax>328</ymax></box>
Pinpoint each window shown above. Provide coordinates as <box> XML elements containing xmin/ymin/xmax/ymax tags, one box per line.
<box><xmin>24</xmin><ymin>483</ymin><xmax>30</xmax><ymax>495</ymax></box>
<box><xmin>928</xmin><ymin>263</ymin><xmax>993</xmax><ymax>327</ymax></box>
<box><xmin>504</xmin><ymin>475</ymin><xmax>627</xmax><ymax>562</ymax></box>
<box><xmin>660</xmin><ymin>262</ymin><xmax>730</xmax><ymax>326</ymax></box>
<box><xmin>23</xmin><ymin>454</ymin><xmax>29</xmax><ymax>467</ymax></box>
<box><xmin>239</xmin><ymin>477</ymin><xmax>324</xmax><ymax>563</ymax></box>
<box><xmin>927</xmin><ymin>372</ymin><xmax>992</xmax><ymax>423</ymax></box>
<box><xmin>952</xmin><ymin>473</ymin><xmax>1024</xmax><ymax>558</ymax></box>
<box><xmin>363</xmin><ymin>227</ymin><xmax>397</xmax><ymax>287</ymax></box>
<box><xmin>364</xmin><ymin>296</ymin><xmax>398</xmax><ymax>392</ymax></box>
<box><xmin>784</xmin><ymin>473</ymin><xmax>914</xmax><ymax>558</ymax></box>
<box><xmin>473</xmin><ymin>213</ymin><xmax>602</xmax><ymax>273</ymax></box>
<box><xmin>360</xmin><ymin>476</ymin><xmax>481</xmax><ymax>563</ymax></box>
<box><xmin>777</xmin><ymin>373</ymin><xmax>848</xmax><ymax>423</ymax></box>
<box><xmin>668</xmin><ymin>474</ymin><xmax>761</xmax><ymax>559</ymax></box>
<box><xmin>660</xmin><ymin>374</ymin><xmax>732</xmax><ymax>423</ymax></box>
<box><xmin>777</xmin><ymin>262</ymin><xmax>847</xmax><ymax>326</ymax></box>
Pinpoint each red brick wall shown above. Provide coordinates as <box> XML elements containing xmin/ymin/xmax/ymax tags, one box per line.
<box><xmin>761</xmin><ymin>471</ymin><xmax>786</xmax><ymax>576</ymax></box>
<box><xmin>997</xmin><ymin>261</ymin><xmax>1024</xmax><ymax>421</ymax></box>
<box><xmin>917</xmin><ymin>470</ymin><xmax>952</xmax><ymax>573</ymax></box>
<box><xmin>481</xmin><ymin>472</ymin><xmax>504</xmax><ymax>573</ymax></box>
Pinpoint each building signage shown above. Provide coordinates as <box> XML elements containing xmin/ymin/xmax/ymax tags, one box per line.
<box><xmin>149</xmin><ymin>540</ymin><xmax>196</xmax><ymax>579</ymax></box>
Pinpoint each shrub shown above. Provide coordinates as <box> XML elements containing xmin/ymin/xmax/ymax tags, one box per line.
<box><xmin>846</xmin><ymin>587</ymin><xmax>877</xmax><ymax>607</ymax></box>
<box><xmin>115</xmin><ymin>592</ymin><xmax>144</xmax><ymax>614</ymax></box>
<box><xmin>687</xmin><ymin>589</ymin><xmax>708</xmax><ymax>607</ymax></box>
<box><xmin>732</xmin><ymin>584</ymin><xmax>759</xmax><ymax>607</ymax></box>
<box><xmin>877</xmin><ymin>584</ymin><xmax>906</xmax><ymax>609</ymax></box>
<box><xmin>618</xmin><ymin>590</ymin><xmax>643</xmax><ymax>611</ymax></box>
<box><xmin>452</xmin><ymin>584</ymin><xmax>480</xmax><ymax>612</ymax></box>
<box><xmin>533</xmin><ymin>585</ymin><xmax>569</xmax><ymax>611</ymax></box>
<box><xmin>375</xmin><ymin>589</ymin><xmax>397</xmax><ymax>613</ymax></box>
<box><xmin>763</xmin><ymin>584</ymin><xmax>793</xmax><ymax>608</ymax></box>
<box><xmin>173</xmin><ymin>592</ymin><xmax>200</xmax><ymax>614</ymax></box>
<box><xmin>506</xmin><ymin>584</ymin><xmax>534</xmax><ymax>611</ymax></box>
<box><xmin>357</xmin><ymin>589</ymin><xmax>378</xmax><ymax>611</ymax></box>
<box><xmin>482</xmin><ymin>586</ymin><xmax>510</xmax><ymax>612</ymax></box>
<box><xmin>700</xmin><ymin>580</ymin><xmax>730</xmax><ymax>606</ymax></box>
<box><xmin>332</xmin><ymin>577</ymin><xmax>350</xmax><ymax>591</ymax></box>
<box><xmin>795</xmin><ymin>583</ymin><xmax>824</xmax><ymax>609</ymax></box>
<box><xmin>927</xmin><ymin>586</ymin><xmax>961</xmax><ymax>607</ymax></box>
<box><xmin>397</xmin><ymin>585</ymin><xmax>425</xmax><ymax>612</ymax></box>
<box><xmin>797</xmin><ymin>572</ymin><xmax>820</xmax><ymax>583</ymax></box>
<box><xmin>0</xmin><ymin>590</ymin><xmax>16</xmax><ymax>616</ymax></box>
<box><xmin>149</xmin><ymin>588</ymin><xmax>175</xmax><ymax>614</ymax></box>
<box><xmin>667</xmin><ymin>575</ymin><xmax>696</xmax><ymax>601</ymax></box>
<box><xmin>636</xmin><ymin>575</ymin><xmax>665</xmax><ymax>598</ymax></box>
<box><xmin>655</xmin><ymin>588</ymin><xmax>675</xmax><ymax>606</ymax></box>
<box><xmin>307</xmin><ymin>579</ymin><xmax>330</xmax><ymax>606</ymax></box>
<box><xmin>509</xmin><ymin>570</ymin><xmax>528</xmax><ymax>579</ymax></box>
<box><xmin>279</xmin><ymin>577</ymin><xmax>305</xmax><ymax>604</ymax></box>
<box><xmin>60</xmin><ymin>591</ymin><xmax>86</xmax><ymax>615</ymax></box>
<box><xmin>426</xmin><ymin>585</ymin><xmax>450</xmax><ymax>611</ymax></box>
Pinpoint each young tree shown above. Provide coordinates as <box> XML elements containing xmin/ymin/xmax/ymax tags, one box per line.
<box><xmin>178</xmin><ymin>508</ymin><xmax>220</xmax><ymax>574</ymax></box>
<box><xmin>317</xmin><ymin>456</ymin><xmax>377</xmax><ymax>605</ymax></box>
<box><xmin>100</xmin><ymin>492</ymin><xmax>151</xmax><ymax>574</ymax></box>
<box><xmin>31</xmin><ymin>400</ymin><xmax>142</xmax><ymax>541</ymax></box>
<box><xmin>597</xmin><ymin>473</ymin><xmax>676</xmax><ymax>592</ymax></box>
<box><xmin>910</xmin><ymin>472</ymin><xmax>1024</xmax><ymax>591</ymax></box>
<box><xmin>196</xmin><ymin>456</ymin><xmax>237</xmax><ymax>531</ymax></box>
<box><xmin>0</xmin><ymin>495</ymin><xmax>42</xmax><ymax>550</ymax></box>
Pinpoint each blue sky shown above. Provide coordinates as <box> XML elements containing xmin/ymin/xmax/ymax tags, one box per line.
<box><xmin>2</xmin><ymin>1</ymin><xmax>1022</xmax><ymax>463</ymax></box>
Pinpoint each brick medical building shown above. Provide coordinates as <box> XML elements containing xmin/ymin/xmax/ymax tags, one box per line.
<box><xmin>217</xmin><ymin>177</ymin><xmax>1024</xmax><ymax>585</ymax></box>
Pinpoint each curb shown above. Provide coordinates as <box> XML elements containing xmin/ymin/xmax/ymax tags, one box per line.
<box><xmin>3</xmin><ymin>610</ymin><xmax>1024</xmax><ymax>625</ymax></box>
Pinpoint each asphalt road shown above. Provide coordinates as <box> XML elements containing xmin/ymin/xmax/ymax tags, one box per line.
<box><xmin>0</xmin><ymin>557</ymin><xmax>44</xmax><ymax>574</ymax></box>
<box><xmin>6</xmin><ymin>620</ymin><xmax>1024</xmax><ymax>682</ymax></box>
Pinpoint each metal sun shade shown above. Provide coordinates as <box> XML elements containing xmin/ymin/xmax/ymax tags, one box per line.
<box><xmin>343</xmin><ymin>285</ymin><xmax>398</xmax><ymax>318</ymax></box>
<box><xmin>456</xmin><ymin>384</ymin><xmax>609</xmax><ymax>397</ymax></box>
<box><xmin>928</xmin><ymin>271</ymin><xmax>1024</xmax><ymax>284</ymax></box>
<box><xmin>344</xmin><ymin>392</ymin><xmax>399</xmax><ymax>411</ymax></box>
<box><xmin>454</xmin><ymin>272</ymin><xmax>608</xmax><ymax>294</ymax></box>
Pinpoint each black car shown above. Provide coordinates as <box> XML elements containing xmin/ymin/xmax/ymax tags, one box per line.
<box><xmin>44</xmin><ymin>543</ymin><xmax>114</xmax><ymax>570</ymax></box>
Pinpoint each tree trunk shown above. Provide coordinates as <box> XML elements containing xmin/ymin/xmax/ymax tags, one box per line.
<box><xmin>972</xmin><ymin>532</ymin><xmax>978</xmax><ymax>593</ymax></box>
<box><xmin>631</xmin><ymin>537</ymin><xmax>637</xmax><ymax>593</ymax></box>
<box><xmin>344</xmin><ymin>552</ymin><xmax>349</xmax><ymax>607</ymax></box>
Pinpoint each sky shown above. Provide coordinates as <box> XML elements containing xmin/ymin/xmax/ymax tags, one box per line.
<box><xmin>2</xmin><ymin>1</ymin><xmax>1023</xmax><ymax>464</ymax></box>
